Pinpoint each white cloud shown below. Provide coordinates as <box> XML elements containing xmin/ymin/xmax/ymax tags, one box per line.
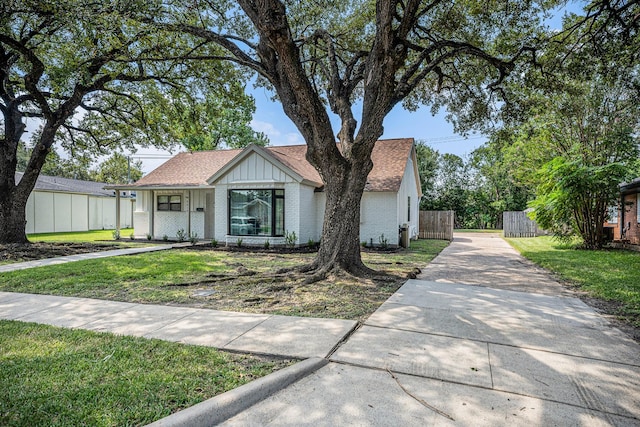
<box><xmin>250</xmin><ymin>120</ymin><xmax>304</xmax><ymax>146</ymax></box>
<box><xmin>250</xmin><ymin>119</ymin><xmax>280</xmax><ymax>136</ymax></box>
<box><xmin>285</xmin><ymin>132</ymin><xmax>304</xmax><ymax>145</ymax></box>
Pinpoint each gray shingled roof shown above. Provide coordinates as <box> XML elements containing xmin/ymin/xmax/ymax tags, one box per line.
<box><xmin>15</xmin><ymin>172</ymin><xmax>115</xmax><ymax>197</ymax></box>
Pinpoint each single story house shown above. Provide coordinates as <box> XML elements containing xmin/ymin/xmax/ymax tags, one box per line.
<box><xmin>108</xmin><ymin>138</ymin><xmax>421</xmax><ymax>246</ymax></box>
<box><xmin>16</xmin><ymin>172</ymin><xmax>135</xmax><ymax>234</ymax></box>
<box><xmin>605</xmin><ymin>177</ymin><xmax>640</xmax><ymax>246</ymax></box>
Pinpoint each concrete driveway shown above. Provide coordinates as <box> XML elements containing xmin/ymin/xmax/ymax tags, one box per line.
<box><xmin>222</xmin><ymin>233</ymin><xmax>640</xmax><ymax>426</ymax></box>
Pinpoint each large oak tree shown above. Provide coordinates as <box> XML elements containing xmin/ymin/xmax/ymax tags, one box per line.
<box><xmin>0</xmin><ymin>0</ymin><xmax>251</xmax><ymax>243</ymax></box>
<box><xmin>166</xmin><ymin>0</ymin><xmax>552</xmax><ymax>278</ymax></box>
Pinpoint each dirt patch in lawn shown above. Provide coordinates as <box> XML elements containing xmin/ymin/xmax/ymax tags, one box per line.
<box><xmin>0</xmin><ymin>242</ymin><xmax>122</xmax><ymax>264</ymax></box>
<box><xmin>167</xmin><ymin>248</ymin><xmax>413</xmax><ymax>320</ymax></box>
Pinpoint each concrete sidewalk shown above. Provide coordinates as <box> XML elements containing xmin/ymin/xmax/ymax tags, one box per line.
<box><xmin>0</xmin><ymin>292</ymin><xmax>356</xmax><ymax>359</ymax></box>
<box><xmin>221</xmin><ymin>233</ymin><xmax>640</xmax><ymax>426</ymax></box>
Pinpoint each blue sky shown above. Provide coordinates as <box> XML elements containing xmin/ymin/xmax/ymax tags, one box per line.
<box><xmin>249</xmin><ymin>84</ymin><xmax>487</xmax><ymax>155</ymax></box>
<box><xmin>137</xmin><ymin>87</ymin><xmax>488</xmax><ymax>174</ymax></box>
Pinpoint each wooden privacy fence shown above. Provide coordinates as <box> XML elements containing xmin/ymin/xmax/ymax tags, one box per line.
<box><xmin>503</xmin><ymin>211</ymin><xmax>545</xmax><ymax>237</ymax></box>
<box><xmin>419</xmin><ymin>210</ymin><xmax>454</xmax><ymax>241</ymax></box>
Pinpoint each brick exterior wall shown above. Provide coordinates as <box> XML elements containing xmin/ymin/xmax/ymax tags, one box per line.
<box><xmin>620</xmin><ymin>193</ymin><xmax>639</xmax><ymax>245</ymax></box>
<box><xmin>360</xmin><ymin>192</ymin><xmax>399</xmax><ymax>246</ymax></box>
<box><xmin>606</xmin><ymin>192</ymin><xmax>640</xmax><ymax>245</ymax></box>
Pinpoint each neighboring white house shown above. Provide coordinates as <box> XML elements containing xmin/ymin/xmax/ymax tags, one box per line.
<box><xmin>108</xmin><ymin>138</ymin><xmax>421</xmax><ymax>246</ymax></box>
<box><xmin>16</xmin><ymin>172</ymin><xmax>134</xmax><ymax>234</ymax></box>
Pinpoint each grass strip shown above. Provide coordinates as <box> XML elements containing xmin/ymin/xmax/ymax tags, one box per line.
<box><xmin>0</xmin><ymin>320</ymin><xmax>291</xmax><ymax>427</ymax></box>
<box><xmin>507</xmin><ymin>236</ymin><xmax>640</xmax><ymax>326</ymax></box>
<box><xmin>27</xmin><ymin>229</ymin><xmax>134</xmax><ymax>243</ymax></box>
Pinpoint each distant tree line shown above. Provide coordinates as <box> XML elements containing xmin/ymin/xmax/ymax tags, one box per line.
<box><xmin>417</xmin><ymin>141</ymin><xmax>532</xmax><ymax>230</ymax></box>
<box><xmin>15</xmin><ymin>143</ymin><xmax>144</xmax><ymax>185</ymax></box>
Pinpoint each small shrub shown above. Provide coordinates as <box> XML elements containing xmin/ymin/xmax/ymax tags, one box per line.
<box><xmin>308</xmin><ymin>238</ymin><xmax>317</xmax><ymax>249</ymax></box>
<box><xmin>176</xmin><ymin>228</ymin><xmax>187</xmax><ymax>243</ymax></box>
<box><xmin>378</xmin><ymin>233</ymin><xmax>388</xmax><ymax>249</ymax></box>
<box><xmin>146</xmin><ymin>233</ymin><xmax>152</xmax><ymax>241</ymax></box>
<box><xmin>112</xmin><ymin>229</ymin><xmax>120</xmax><ymax>241</ymax></box>
<box><xmin>162</xmin><ymin>234</ymin><xmax>169</xmax><ymax>242</ymax></box>
<box><xmin>189</xmin><ymin>232</ymin><xmax>198</xmax><ymax>245</ymax></box>
<box><xmin>361</xmin><ymin>241</ymin><xmax>367</xmax><ymax>248</ymax></box>
<box><xmin>263</xmin><ymin>239</ymin><xmax>270</xmax><ymax>249</ymax></box>
<box><xmin>210</xmin><ymin>238</ymin><xmax>218</xmax><ymax>247</ymax></box>
<box><xmin>284</xmin><ymin>230</ymin><xmax>297</xmax><ymax>248</ymax></box>
<box><xmin>237</xmin><ymin>238</ymin><xmax>243</xmax><ymax>247</ymax></box>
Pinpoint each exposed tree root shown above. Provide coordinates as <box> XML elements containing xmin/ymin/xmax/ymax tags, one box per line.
<box><xmin>299</xmin><ymin>262</ymin><xmax>400</xmax><ymax>285</ymax></box>
<box><xmin>170</xmin><ymin>259</ymin><xmax>409</xmax><ymax>289</ymax></box>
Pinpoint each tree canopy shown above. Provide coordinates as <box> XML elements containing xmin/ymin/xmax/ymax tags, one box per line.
<box><xmin>0</xmin><ymin>0</ymin><xmax>254</xmax><ymax>243</ymax></box>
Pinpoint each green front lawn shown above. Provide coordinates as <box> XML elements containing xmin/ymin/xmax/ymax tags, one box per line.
<box><xmin>507</xmin><ymin>236</ymin><xmax>640</xmax><ymax>326</ymax></box>
<box><xmin>0</xmin><ymin>239</ymin><xmax>448</xmax><ymax>320</ymax></box>
<box><xmin>0</xmin><ymin>320</ymin><xmax>290</xmax><ymax>427</ymax></box>
<box><xmin>28</xmin><ymin>229</ymin><xmax>134</xmax><ymax>242</ymax></box>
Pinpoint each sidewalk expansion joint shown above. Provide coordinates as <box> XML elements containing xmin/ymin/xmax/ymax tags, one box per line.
<box><xmin>324</xmin><ymin>320</ymin><xmax>362</xmax><ymax>359</ymax></box>
<box><xmin>220</xmin><ymin>314</ymin><xmax>273</xmax><ymax>348</ymax></box>
<box><xmin>486</xmin><ymin>342</ymin><xmax>494</xmax><ymax>389</ymax></box>
<box><xmin>141</xmin><ymin>309</ymin><xmax>200</xmax><ymax>338</ymax></box>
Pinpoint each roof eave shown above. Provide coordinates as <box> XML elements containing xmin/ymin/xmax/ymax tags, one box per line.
<box><xmin>104</xmin><ymin>184</ymin><xmax>211</xmax><ymax>191</ymax></box>
<box><xmin>620</xmin><ymin>177</ymin><xmax>640</xmax><ymax>194</ymax></box>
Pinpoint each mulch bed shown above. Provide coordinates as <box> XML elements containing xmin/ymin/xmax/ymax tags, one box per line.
<box><xmin>0</xmin><ymin>242</ymin><xmax>121</xmax><ymax>264</ymax></box>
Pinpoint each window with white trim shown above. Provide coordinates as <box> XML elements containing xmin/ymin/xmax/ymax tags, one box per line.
<box><xmin>607</xmin><ymin>206</ymin><xmax>618</xmax><ymax>224</ymax></box>
<box><xmin>157</xmin><ymin>195</ymin><xmax>182</xmax><ymax>211</ymax></box>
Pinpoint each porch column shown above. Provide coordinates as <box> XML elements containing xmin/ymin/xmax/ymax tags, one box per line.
<box><xmin>115</xmin><ymin>190</ymin><xmax>121</xmax><ymax>235</ymax></box>
<box><xmin>151</xmin><ymin>190</ymin><xmax>155</xmax><ymax>238</ymax></box>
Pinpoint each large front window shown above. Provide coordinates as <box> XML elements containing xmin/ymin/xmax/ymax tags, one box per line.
<box><xmin>229</xmin><ymin>189</ymin><xmax>284</xmax><ymax>236</ymax></box>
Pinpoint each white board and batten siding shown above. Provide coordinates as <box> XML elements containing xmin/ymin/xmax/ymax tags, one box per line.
<box><xmin>25</xmin><ymin>190</ymin><xmax>133</xmax><ymax>234</ymax></box>
<box><xmin>216</xmin><ymin>152</ymin><xmax>298</xmax><ymax>185</ymax></box>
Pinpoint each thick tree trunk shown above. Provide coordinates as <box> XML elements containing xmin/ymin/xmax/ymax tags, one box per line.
<box><xmin>0</xmin><ymin>190</ymin><xmax>28</xmax><ymax>244</ymax></box>
<box><xmin>238</xmin><ymin>0</ymin><xmax>397</xmax><ymax>278</ymax></box>
<box><xmin>312</xmin><ymin>161</ymin><xmax>373</xmax><ymax>276</ymax></box>
<box><xmin>0</xmin><ymin>121</ymin><xmax>53</xmax><ymax>244</ymax></box>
